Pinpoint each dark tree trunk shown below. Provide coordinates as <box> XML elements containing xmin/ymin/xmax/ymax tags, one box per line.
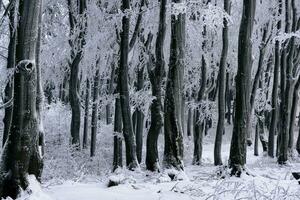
<box><xmin>278</xmin><ymin>0</ymin><xmax>295</xmax><ymax>164</ymax></box>
<box><xmin>193</xmin><ymin>56</ymin><xmax>206</xmax><ymax>165</ymax></box>
<box><xmin>119</xmin><ymin>0</ymin><xmax>139</xmax><ymax>170</ymax></box>
<box><xmin>68</xmin><ymin>0</ymin><xmax>87</xmax><ymax>148</ymax></box>
<box><xmin>187</xmin><ymin>106</ymin><xmax>193</xmax><ymax>137</ymax></box>
<box><xmin>214</xmin><ymin>0</ymin><xmax>230</xmax><ymax>166</ymax></box>
<box><xmin>83</xmin><ymin>79</ymin><xmax>90</xmax><ymax>149</ymax></box>
<box><xmin>163</xmin><ymin>0</ymin><xmax>185</xmax><ymax>170</ymax></box>
<box><xmin>145</xmin><ymin>0</ymin><xmax>166</xmax><ymax>172</ymax></box>
<box><xmin>91</xmin><ymin>69</ymin><xmax>100</xmax><ymax>157</ymax></box>
<box><xmin>0</xmin><ymin>0</ymin><xmax>42</xmax><ymax>198</ymax></box>
<box><xmin>113</xmin><ymin>97</ymin><xmax>123</xmax><ymax>172</ymax></box>
<box><xmin>229</xmin><ymin>0</ymin><xmax>256</xmax><ymax>176</ymax></box>
<box><xmin>2</xmin><ymin>0</ymin><xmax>18</xmax><ymax>147</ymax></box>
<box><xmin>135</xmin><ymin>66</ymin><xmax>145</xmax><ymax>164</ymax></box>
<box><xmin>268</xmin><ymin>0</ymin><xmax>282</xmax><ymax>157</ymax></box>
<box><xmin>225</xmin><ymin>72</ymin><xmax>232</xmax><ymax>124</ymax></box>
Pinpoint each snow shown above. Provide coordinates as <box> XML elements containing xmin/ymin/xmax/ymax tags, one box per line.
<box><xmin>2</xmin><ymin>105</ymin><xmax>300</xmax><ymax>200</ymax></box>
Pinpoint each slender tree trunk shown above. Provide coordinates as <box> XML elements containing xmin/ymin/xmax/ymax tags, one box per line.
<box><xmin>113</xmin><ymin>97</ymin><xmax>123</xmax><ymax>171</ymax></box>
<box><xmin>193</xmin><ymin>57</ymin><xmax>206</xmax><ymax>165</ymax></box>
<box><xmin>2</xmin><ymin>0</ymin><xmax>18</xmax><ymax>147</ymax></box>
<box><xmin>83</xmin><ymin>79</ymin><xmax>90</xmax><ymax>149</ymax></box>
<box><xmin>225</xmin><ymin>72</ymin><xmax>232</xmax><ymax>124</ymax></box>
<box><xmin>278</xmin><ymin>0</ymin><xmax>293</xmax><ymax>164</ymax></box>
<box><xmin>119</xmin><ymin>0</ymin><xmax>139</xmax><ymax>170</ymax></box>
<box><xmin>106</xmin><ymin>61</ymin><xmax>115</xmax><ymax>125</ymax></box>
<box><xmin>268</xmin><ymin>0</ymin><xmax>282</xmax><ymax>156</ymax></box>
<box><xmin>229</xmin><ymin>0</ymin><xmax>256</xmax><ymax>176</ymax></box>
<box><xmin>214</xmin><ymin>0</ymin><xmax>230</xmax><ymax>166</ymax></box>
<box><xmin>0</xmin><ymin>0</ymin><xmax>42</xmax><ymax>198</ymax></box>
<box><xmin>91</xmin><ymin>69</ymin><xmax>100</xmax><ymax>157</ymax></box>
<box><xmin>187</xmin><ymin>106</ymin><xmax>193</xmax><ymax>137</ymax></box>
<box><xmin>135</xmin><ymin>66</ymin><xmax>144</xmax><ymax>164</ymax></box>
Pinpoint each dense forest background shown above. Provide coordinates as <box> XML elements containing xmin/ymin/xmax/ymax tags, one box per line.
<box><xmin>1</xmin><ymin>0</ymin><xmax>300</xmax><ymax>199</ymax></box>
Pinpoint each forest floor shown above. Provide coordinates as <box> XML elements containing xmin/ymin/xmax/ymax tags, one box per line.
<box><xmin>1</xmin><ymin>103</ymin><xmax>300</xmax><ymax>200</ymax></box>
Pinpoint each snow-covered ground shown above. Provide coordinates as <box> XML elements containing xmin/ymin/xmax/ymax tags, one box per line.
<box><xmin>2</xmin><ymin>103</ymin><xmax>300</xmax><ymax>200</ymax></box>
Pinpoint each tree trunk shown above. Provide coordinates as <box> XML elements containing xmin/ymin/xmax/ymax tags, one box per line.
<box><xmin>113</xmin><ymin>97</ymin><xmax>123</xmax><ymax>172</ymax></box>
<box><xmin>135</xmin><ymin>67</ymin><xmax>144</xmax><ymax>164</ymax></box>
<box><xmin>145</xmin><ymin>0</ymin><xmax>166</xmax><ymax>173</ymax></box>
<box><xmin>278</xmin><ymin>0</ymin><xmax>293</xmax><ymax>164</ymax></box>
<box><xmin>193</xmin><ymin>56</ymin><xmax>206</xmax><ymax>165</ymax></box>
<box><xmin>214</xmin><ymin>0</ymin><xmax>230</xmax><ymax>166</ymax></box>
<box><xmin>289</xmin><ymin>77</ymin><xmax>300</xmax><ymax>154</ymax></box>
<box><xmin>68</xmin><ymin>0</ymin><xmax>87</xmax><ymax>148</ymax></box>
<box><xmin>119</xmin><ymin>0</ymin><xmax>139</xmax><ymax>170</ymax></box>
<box><xmin>2</xmin><ymin>0</ymin><xmax>18</xmax><ymax>147</ymax></box>
<box><xmin>163</xmin><ymin>0</ymin><xmax>185</xmax><ymax>170</ymax></box>
<box><xmin>225</xmin><ymin>72</ymin><xmax>232</xmax><ymax>124</ymax></box>
<box><xmin>83</xmin><ymin>79</ymin><xmax>90</xmax><ymax>149</ymax></box>
<box><xmin>187</xmin><ymin>106</ymin><xmax>193</xmax><ymax>137</ymax></box>
<box><xmin>91</xmin><ymin>69</ymin><xmax>100</xmax><ymax>157</ymax></box>
<box><xmin>229</xmin><ymin>0</ymin><xmax>256</xmax><ymax>176</ymax></box>
<box><xmin>0</xmin><ymin>0</ymin><xmax>42</xmax><ymax>198</ymax></box>
<box><xmin>29</xmin><ymin>0</ymin><xmax>44</xmax><ymax>180</ymax></box>
<box><xmin>106</xmin><ymin>61</ymin><xmax>115</xmax><ymax>125</ymax></box>
<box><xmin>268</xmin><ymin>2</ymin><xmax>282</xmax><ymax>156</ymax></box>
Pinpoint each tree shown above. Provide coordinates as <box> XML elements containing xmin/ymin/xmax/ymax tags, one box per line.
<box><xmin>229</xmin><ymin>0</ymin><xmax>256</xmax><ymax>176</ymax></box>
<box><xmin>163</xmin><ymin>0</ymin><xmax>186</xmax><ymax>170</ymax></box>
<box><xmin>2</xmin><ymin>0</ymin><xmax>17</xmax><ymax>147</ymax></box>
<box><xmin>67</xmin><ymin>0</ymin><xmax>87</xmax><ymax>148</ymax></box>
<box><xmin>146</xmin><ymin>0</ymin><xmax>166</xmax><ymax>172</ymax></box>
<box><xmin>0</xmin><ymin>0</ymin><xmax>43</xmax><ymax>198</ymax></box>
<box><xmin>119</xmin><ymin>0</ymin><xmax>139</xmax><ymax>170</ymax></box>
<box><xmin>214</xmin><ymin>0</ymin><xmax>230</xmax><ymax>166</ymax></box>
<box><xmin>268</xmin><ymin>0</ymin><xmax>282</xmax><ymax>158</ymax></box>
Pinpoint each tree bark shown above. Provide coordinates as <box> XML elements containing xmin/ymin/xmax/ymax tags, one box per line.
<box><xmin>83</xmin><ymin>79</ymin><xmax>90</xmax><ymax>149</ymax></box>
<box><xmin>91</xmin><ymin>68</ymin><xmax>100</xmax><ymax>157</ymax></box>
<box><xmin>214</xmin><ymin>0</ymin><xmax>230</xmax><ymax>166</ymax></box>
<box><xmin>119</xmin><ymin>0</ymin><xmax>139</xmax><ymax>170</ymax></box>
<box><xmin>163</xmin><ymin>0</ymin><xmax>185</xmax><ymax>170</ymax></box>
<box><xmin>145</xmin><ymin>0</ymin><xmax>166</xmax><ymax>173</ymax></box>
<box><xmin>0</xmin><ymin>0</ymin><xmax>42</xmax><ymax>198</ymax></box>
<box><xmin>268</xmin><ymin>0</ymin><xmax>282</xmax><ymax>157</ymax></box>
<box><xmin>68</xmin><ymin>0</ymin><xmax>87</xmax><ymax>148</ymax></box>
<box><xmin>229</xmin><ymin>0</ymin><xmax>256</xmax><ymax>176</ymax></box>
<box><xmin>2</xmin><ymin>0</ymin><xmax>17</xmax><ymax>147</ymax></box>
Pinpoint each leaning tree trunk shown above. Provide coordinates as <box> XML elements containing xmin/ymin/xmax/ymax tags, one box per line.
<box><xmin>146</xmin><ymin>0</ymin><xmax>167</xmax><ymax>173</ymax></box>
<box><xmin>214</xmin><ymin>0</ymin><xmax>230</xmax><ymax>166</ymax></box>
<box><xmin>229</xmin><ymin>0</ymin><xmax>256</xmax><ymax>176</ymax></box>
<box><xmin>119</xmin><ymin>0</ymin><xmax>139</xmax><ymax>170</ymax></box>
<box><xmin>164</xmin><ymin>0</ymin><xmax>185</xmax><ymax>170</ymax></box>
<box><xmin>0</xmin><ymin>0</ymin><xmax>42</xmax><ymax>198</ymax></box>
<box><xmin>2</xmin><ymin>0</ymin><xmax>18</xmax><ymax>147</ymax></box>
